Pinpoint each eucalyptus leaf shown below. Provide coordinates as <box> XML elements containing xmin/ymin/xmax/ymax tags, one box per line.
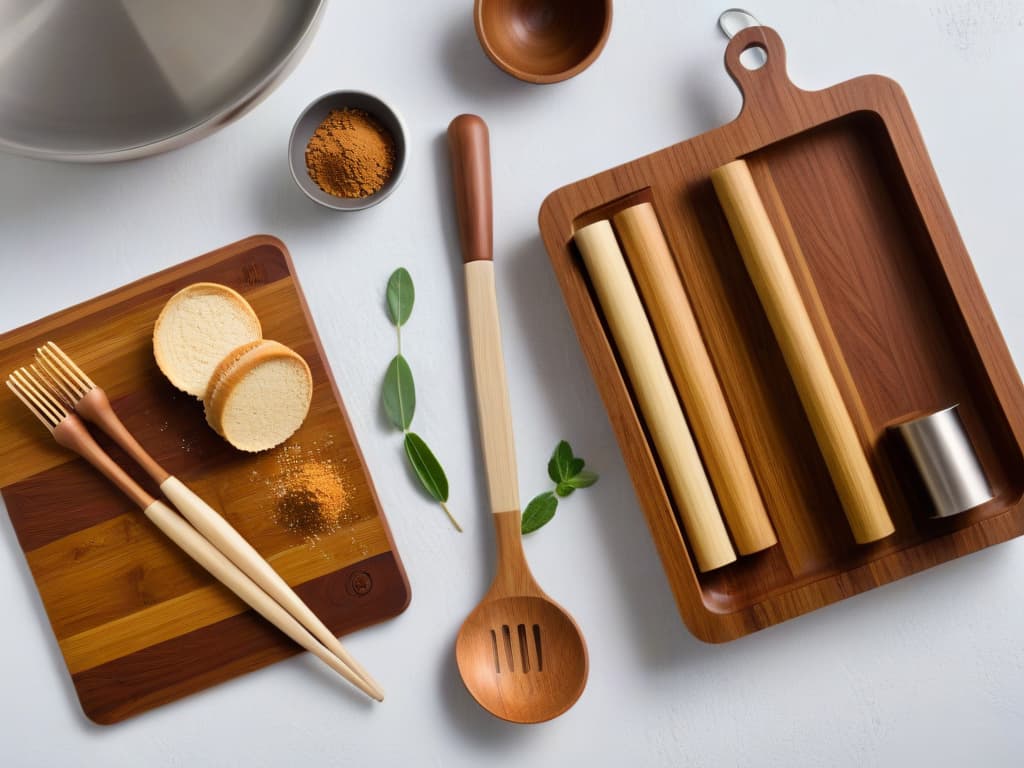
<box><xmin>382</xmin><ymin>354</ymin><xmax>416</xmax><ymax>430</ymax></box>
<box><xmin>386</xmin><ymin>267</ymin><xmax>414</xmax><ymax>327</ymax></box>
<box><xmin>404</xmin><ymin>432</ymin><xmax>449</xmax><ymax>503</ymax></box>
<box><xmin>521</xmin><ymin>491</ymin><xmax>558</xmax><ymax>534</ymax></box>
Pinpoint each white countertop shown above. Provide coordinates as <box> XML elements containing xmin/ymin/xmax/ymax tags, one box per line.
<box><xmin>2</xmin><ymin>1</ymin><xmax>1022</xmax><ymax>765</ymax></box>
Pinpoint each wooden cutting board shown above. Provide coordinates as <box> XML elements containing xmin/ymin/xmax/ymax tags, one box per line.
<box><xmin>0</xmin><ymin>236</ymin><xmax>410</xmax><ymax>724</ymax></box>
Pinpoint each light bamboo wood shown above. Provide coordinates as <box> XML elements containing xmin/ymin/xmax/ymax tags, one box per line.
<box><xmin>6</xmin><ymin>374</ymin><xmax>380</xmax><ymax>699</ymax></box>
<box><xmin>450</xmin><ymin>113</ymin><xmax>588</xmax><ymax>724</ymax></box>
<box><xmin>464</xmin><ymin>262</ymin><xmax>520</xmax><ymax>515</ymax></box>
<box><xmin>139</xmin><ymin>499</ymin><xmax>379</xmax><ymax>699</ymax></box>
<box><xmin>159</xmin><ymin>477</ymin><xmax>382</xmax><ymax>698</ymax></box>
<box><xmin>613</xmin><ymin>202</ymin><xmax>777</xmax><ymax>555</ymax></box>
<box><xmin>37</xmin><ymin>339</ymin><xmax>384</xmax><ymax>700</ymax></box>
<box><xmin>574</xmin><ymin>220</ymin><xmax>737</xmax><ymax>571</ymax></box>
<box><xmin>51</xmin><ymin>517</ymin><xmax>388</xmax><ymax>674</ymax></box>
<box><xmin>710</xmin><ymin>159</ymin><xmax>895</xmax><ymax>544</ymax></box>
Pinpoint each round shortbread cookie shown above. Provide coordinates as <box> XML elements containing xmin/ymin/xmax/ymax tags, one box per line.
<box><xmin>153</xmin><ymin>283</ymin><xmax>262</xmax><ymax>398</ymax></box>
<box><xmin>203</xmin><ymin>340</ymin><xmax>312</xmax><ymax>452</ymax></box>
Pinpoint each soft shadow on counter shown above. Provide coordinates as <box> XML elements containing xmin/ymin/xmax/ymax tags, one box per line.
<box><xmin>436</xmin><ymin>637</ymin><xmax>534</xmax><ymax>747</ymax></box>
<box><xmin>677</xmin><ymin>61</ymin><xmax>741</xmax><ymax>135</ymax></box>
<box><xmin>252</xmin><ymin>143</ymin><xmax>361</xmax><ymax>234</ymax></box>
<box><xmin>440</xmin><ymin>11</ymin><xmax>535</xmax><ymax>103</ymax></box>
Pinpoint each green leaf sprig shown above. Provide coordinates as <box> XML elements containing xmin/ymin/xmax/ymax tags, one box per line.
<box><xmin>521</xmin><ymin>440</ymin><xmax>598</xmax><ymax>534</ymax></box>
<box><xmin>382</xmin><ymin>268</ymin><xmax>462</xmax><ymax>532</ymax></box>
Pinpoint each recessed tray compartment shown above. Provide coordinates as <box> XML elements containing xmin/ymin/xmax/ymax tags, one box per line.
<box><xmin>539</xmin><ymin>27</ymin><xmax>1024</xmax><ymax>642</ymax></box>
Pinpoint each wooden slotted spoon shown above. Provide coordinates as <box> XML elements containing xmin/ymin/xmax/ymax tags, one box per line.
<box><xmin>448</xmin><ymin>114</ymin><xmax>588</xmax><ymax>723</ymax></box>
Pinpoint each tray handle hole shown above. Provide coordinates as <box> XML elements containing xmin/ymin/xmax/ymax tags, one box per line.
<box><xmin>740</xmin><ymin>43</ymin><xmax>768</xmax><ymax>70</ymax></box>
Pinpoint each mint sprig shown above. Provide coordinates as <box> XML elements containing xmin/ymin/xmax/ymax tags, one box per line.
<box><xmin>522</xmin><ymin>440</ymin><xmax>598</xmax><ymax>534</ymax></box>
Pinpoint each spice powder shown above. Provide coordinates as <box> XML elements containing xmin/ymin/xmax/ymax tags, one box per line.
<box><xmin>305</xmin><ymin>108</ymin><xmax>396</xmax><ymax>198</ymax></box>
<box><xmin>274</xmin><ymin>459</ymin><xmax>351</xmax><ymax>541</ymax></box>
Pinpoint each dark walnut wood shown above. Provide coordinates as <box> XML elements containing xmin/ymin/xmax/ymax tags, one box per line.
<box><xmin>0</xmin><ymin>236</ymin><xmax>410</xmax><ymax>723</ymax></box>
<box><xmin>539</xmin><ymin>27</ymin><xmax>1024</xmax><ymax>642</ymax></box>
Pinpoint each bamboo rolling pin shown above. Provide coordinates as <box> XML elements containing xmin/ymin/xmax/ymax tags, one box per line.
<box><xmin>710</xmin><ymin>160</ymin><xmax>894</xmax><ymax>544</ymax></box>
<box><xmin>612</xmin><ymin>202</ymin><xmax>777</xmax><ymax>555</ymax></box>
<box><xmin>574</xmin><ymin>220</ymin><xmax>736</xmax><ymax>572</ymax></box>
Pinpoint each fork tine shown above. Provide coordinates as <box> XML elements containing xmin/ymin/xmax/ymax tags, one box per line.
<box><xmin>7</xmin><ymin>368</ymin><xmax>67</xmax><ymax>432</ymax></box>
<box><xmin>6</xmin><ymin>377</ymin><xmax>55</xmax><ymax>432</ymax></box>
<box><xmin>32</xmin><ymin>359</ymin><xmax>76</xmax><ymax>407</ymax></box>
<box><xmin>36</xmin><ymin>342</ymin><xmax>90</xmax><ymax>400</ymax></box>
<box><xmin>16</xmin><ymin>368</ymin><xmax>68</xmax><ymax>424</ymax></box>
<box><xmin>45</xmin><ymin>341</ymin><xmax>96</xmax><ymax>392</ymax></box>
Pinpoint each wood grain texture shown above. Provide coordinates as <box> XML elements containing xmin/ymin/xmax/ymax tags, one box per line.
<box><xmin>710</xmin><ymin>159</ymin><xmax>895</xmax><ymax>544</ymax></box>
<box><xmin>0</xmin><ymin>236</ymin><xmax>410</xmax><ymax>722</ymax></box>
<box><xmin>538</xmin><ymin>27</ymin><xmax>1024</xmax><ymax>641</ymax></box>
<box><xmin>612</xmin><ymin>202</ymin><xmax>777</xmax><ymax>555</ymax></box>
<box><xmin>464</xmin><ymin>262</ymin><xmax>520</xmax><ymax>515</ymax></box>
<box><xmin>574</xmin><ymin>220</ymin><xmax>736</xmax><ymax>571</ymax></box>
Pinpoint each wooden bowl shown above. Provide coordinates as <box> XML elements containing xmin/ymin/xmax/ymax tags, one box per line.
<box><xmin>474</xmin><ymin>0</ymin><xmax>612</xmax><ymax>84</ymax></box>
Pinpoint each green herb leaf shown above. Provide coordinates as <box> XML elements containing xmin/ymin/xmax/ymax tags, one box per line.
<box><xmin>404</xmin><ymin>432</ymin><xmax>449</xmax><ymax>503</ymax></box>
<box><xmin>548</xmin><ymin>440</ymin><xmax>576</xmax><ymax>483</ymax></box>
<box><xmin>521</xmin><ymin>491</ymin><xmax>558</xmax><ymax>534</ymax></box>
<box><xmin>386</xmin><ymin>267</ymin><xmax>414</xmax><ymax>327</ymax></box>
<box><xmin>555</xmin><ymin>482</ymin><xmax>576</xmax><ymax>498</ymax></box>
<box><xmin>566</xmin><ymin>469</ymin><xmax>599</xmax><ymax>489</ymax></box>
<box><xmin>382</xmin><ymin>354</ymin><xmax>416</xmax><ymax>430</ymax></box>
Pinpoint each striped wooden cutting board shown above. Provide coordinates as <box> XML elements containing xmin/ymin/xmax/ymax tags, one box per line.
<box><xmin>0</xmin><ymin>236</ymin><xmax>409</xmax><ymax>724</ymax></box>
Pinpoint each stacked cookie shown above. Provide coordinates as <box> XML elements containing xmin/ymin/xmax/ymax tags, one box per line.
<box><xmin>153</xmin><ymin>283</ymin><xmax>312</xmax><ymax>452</ymax></box>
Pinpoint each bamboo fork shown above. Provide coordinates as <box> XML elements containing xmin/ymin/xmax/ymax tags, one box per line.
<box><xmin>7</xmin><ymin>367</ymin><xmax>378</xmax><ymax>699</ymax></box>
<box><xmin>33</xmin><ymin>341</ymin><xmax>383</xmax><ymax>701</ymax></box>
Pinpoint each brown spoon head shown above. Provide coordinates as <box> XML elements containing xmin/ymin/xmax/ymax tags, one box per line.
<box><xmin>456</xmin><ymin>593</ymin><xmax>588</xmax><ymax>723</ymax></box>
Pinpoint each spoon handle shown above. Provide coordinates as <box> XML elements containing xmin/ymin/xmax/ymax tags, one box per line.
<box><xmin>449</xmin><ymin>114</ymin><xmax>520</xmax><ymax>516</ymax></box>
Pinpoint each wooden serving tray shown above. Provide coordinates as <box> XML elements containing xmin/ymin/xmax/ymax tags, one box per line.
<box><xmin>0</xmin><ymin>236</ymin><xmax>410</xmax><ymax>723</ymax></box>
<box><xmin>539</xmin><ymin>28</ymin><xmax>1024</xmax><ymax>642</ymax></box>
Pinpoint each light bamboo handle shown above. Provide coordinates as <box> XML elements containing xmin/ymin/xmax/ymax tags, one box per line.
<box><xmin>710</xmin><ymin>159</ymin><xmax>894</xmax><ymax>544</ymax></box>
<box><xmin>160</xmin><ymin>476</ymin><xmax>383</xmax><ymax>699</ymax></box>
<box><xmin>613</xmin><ymin>203</ymin><xmax>777</xmax><ymax>555</ymax></box>
<box><xmin>141</xmin><ymin>500</ymin><xmax>379</xmax><ymax>698</ymax></box>
<box><xmin>574</xmin><ymin>221</ymin><xmax>736</xmax><ymax>572</ymax></box>
<box><xmin>464</xmin><ymin>261</ymin><xmax>520</xmax><ymax>514</ymax></box>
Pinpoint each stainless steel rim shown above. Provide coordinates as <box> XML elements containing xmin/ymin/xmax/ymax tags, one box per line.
<box><xmin>0</xmin><ymin>0</ymin><xmax>326</xmax><ymax>163</ymax></box>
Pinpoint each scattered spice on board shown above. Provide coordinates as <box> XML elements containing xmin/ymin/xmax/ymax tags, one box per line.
<box><xmin>305</xmin><ymin>108</ymin><xmax>395</xmax><ymax>198</ymax></box>
<box><xmin>269</xmin><ymin>443</ymin><xmax>358</xmax><ymax>544</ymax></box>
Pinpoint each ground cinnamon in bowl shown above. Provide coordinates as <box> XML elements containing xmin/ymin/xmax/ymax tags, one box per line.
<box><xmin>305</xmin><ymin>108</ymin><xmax>396</xmax><ymax>198</ymax></box>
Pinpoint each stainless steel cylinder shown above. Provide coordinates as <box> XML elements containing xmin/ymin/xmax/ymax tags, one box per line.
<box><xmin>894</xmin><ymin>405</ymin><xmax>993</xmax><ymax>518</ymax></box>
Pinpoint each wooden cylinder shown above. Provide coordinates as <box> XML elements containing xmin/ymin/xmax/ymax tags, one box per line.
<box><xmin>574</xmin><ymin>220</ymin><xmax>736</xmax><ymax>572</ymax></box>
<box><xmin>710</xmin><ymin>159</ymin><xmax>894</xmax><ymax>544</ymax></box>
<box><xmin>613</xmin><ymin>202</ymin><xmax>777</xmax><ymax>555</ymax></box>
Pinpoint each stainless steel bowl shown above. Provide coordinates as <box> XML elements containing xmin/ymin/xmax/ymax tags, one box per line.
<box><xmin>0</xmin><ymin>0</ymin><xmax>324</xmax><ymax>162</ymax></box>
